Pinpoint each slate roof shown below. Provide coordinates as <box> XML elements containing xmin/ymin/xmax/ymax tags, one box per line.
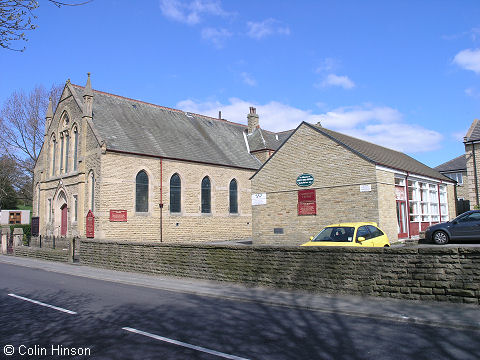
<box><xmin>465</xmin><ymin>119</ymin><xmax>480</xmax><ymax>142</ymax></box>
<box><xmin>246</xmin><ymin>128</ymin><xmax>293</xmax><ymax>152</ymax></box>
<box><xmin>434</xmin><ymin>155</ymin><xmax>467</xmax><ymax>172</ymax></box>
<box><xmin>308</xmin><ymin>124</ymin><xmax>452</xmax><ymax>181</ymax></box>
<box><xmin>71</xmin><ymin>85</ymin><xmax>262</xmax><ymax>170</ymax></box>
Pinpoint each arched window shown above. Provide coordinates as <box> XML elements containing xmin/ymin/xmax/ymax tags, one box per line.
<box><xmin>136</xmin><ymin>170</ymin><xmax>149</xmax><ymax>213</ymax></box>
<box><xmin>229</xmin><ymin>179</ymin><xmax>238</xmax><ymax>214</ymax></box>
<box><xmin>60</xmin><ymin>133</ymin><xmax>64</xmax><ymax>172</ymax></box>
<box><xmin>64</xmin><ymin>132</ymin><xmax>69</xmax><ymax>173</ymax></box>
<box><xmin>89</xmin><ymin>171</ymin><xmax>95</xmax><ymax>211</ymax></box>
<box><xmin>201</xmin><ymin>176</ymin><xmax>211</xmax><ymax>213</ymax></box>
<box><xmin>73</xmin><ymin>126</ymin><xmax>78</xmax><ymax>171</ymax></box>
<box><xmin>170</xmin><ymin>173</ymin><xmax>181</xmax><ymax>213</ymax></box>
<box><xmin>36</xmin><ymin>184</ymin><xmax>41</xmax><ymax>216</ymax></box>
<box><xmin>51</xmin><ymin>135</ymin><xmax>56</xmax><ymax>176</ymax></box>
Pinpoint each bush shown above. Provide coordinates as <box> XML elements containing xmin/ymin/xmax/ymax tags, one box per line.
<box><xmin>9</xmin><ymin>224</ymin><xmax>31</xmax><ymax>244</ymax></box>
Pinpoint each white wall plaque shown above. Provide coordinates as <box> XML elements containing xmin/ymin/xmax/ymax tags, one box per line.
<box><xmin>252</xmin><ymin>193</ymin><xmax>267</xmax><ymax>205</ymax></box>
<box><xmin>360</xmin><ymin>184</ymin><xmax>372</xmax><ymax>192</ymax></box>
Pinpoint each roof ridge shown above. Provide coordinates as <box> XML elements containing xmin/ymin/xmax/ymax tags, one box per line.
<box><xmin>70</xmin><ymin>83</ymin><xmax>248</xmax><ymax>128</ymax></box>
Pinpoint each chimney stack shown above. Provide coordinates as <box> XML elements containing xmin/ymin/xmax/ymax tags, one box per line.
<box><xmin>247</xmin><ymin>106</ymin><xmax>259</xmax><ymax>134</ymax></box>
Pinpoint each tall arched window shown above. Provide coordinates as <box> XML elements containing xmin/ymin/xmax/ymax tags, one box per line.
<box><xmin>73</xmin><ymin>126</ymin><xmax>78</xmax><ymax>171</ymax></box>
<box><xmin>51</xmin><ymin>135</ymin><xmax>56</xmax><ymax>176</ymax></box>
<box><xmin>229</xmin><ymin>179</ymin><xmax>238</xmax><ymax>214</ymax></box>
<box><xmin>170</xmin><ymin>173</ymin><xmax>181</xmax><ymax>213</ymax></box>
<box><xmin>201</xmin><ymin>176</ymin><xmax>211</xmax><ymax>214</ymax></box>
<box><xmin>136</xmin><ymin>170</ymin><xmax>149</xmax><ymax>213</ymax></box>
<box><xmin>64</xmin><ymin>132</ymin><xmax>69</xmax><ymax>173</ymax></box>
<box><xmin>60</xmin><ymin>133</ymin><xmax>64</xmax><ymax>172</ymax></box>
<box><xmin>89</xmin><ymin>171</ymin><xmax>95</xmax><ymax>211</ymax></box>
<box><xmin>36</xmin><ymin>184</ymin><xmax>41</xmax><ymax>216</ymax></box>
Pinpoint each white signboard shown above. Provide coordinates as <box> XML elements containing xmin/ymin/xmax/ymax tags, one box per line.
<box><xmin>360</xmin><ymin>184</ymin><xmax>372</xmax><ymax>192</ymax></box>
<box><xmin>252</xmin><ymin>193</ymin><xmax>267</xmax><ymax>205</ymax></box>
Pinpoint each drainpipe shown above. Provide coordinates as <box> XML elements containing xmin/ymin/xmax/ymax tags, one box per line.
<box><xmin>159</xmin><ymin>158</ymin><xmax>163</xmax><ymax>242</ymax></box>
<box><xmin>472</xmin><ymin>142</ymin><xmax>479</xmax><ymax>207</ymax></box>
<box><xmin>405</xmin><ymin>172</ymin><xmax>410</xmax><ymax>238</ymax></box>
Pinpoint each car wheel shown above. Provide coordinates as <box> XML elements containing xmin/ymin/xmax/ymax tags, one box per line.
<box><xmin>433</xmin><ymin>231</ymin><xmax>449</xmax><ymax>245</ymax></box>
<box><xmin>384</xmin><ymin>244</ymin><xmax>390</xmax><ymax>247</ymax></box>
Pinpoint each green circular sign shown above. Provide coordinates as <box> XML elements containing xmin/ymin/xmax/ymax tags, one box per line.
<box><xmin>296</xmin><ymin>173</ymin><xmax>314</xmax><ymax>187</ymax></box>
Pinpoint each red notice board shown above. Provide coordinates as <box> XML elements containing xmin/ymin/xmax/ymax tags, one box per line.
<box><xmin>298</xmin><ymin>189</ymin><xmax>316</xmax><ymax>216</ymax></box>
<box><xmin>110</xmin><ymin>210</ymin><xmax>127</xmax><ymax>222</ymax></box>
<box><xmin>86</xmin><ymin>210</ymin><xmax>94</xmax><ymax>238</ymax></box>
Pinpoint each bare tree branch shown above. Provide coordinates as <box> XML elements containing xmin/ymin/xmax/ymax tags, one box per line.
<box><xmin>0</xmin><ymin>83</ymin><xmax>62</xmax><ymax>203</ymax></box>
<box><xmin>1</xmin><ymin>0</ymin><xmax>93</xmax><ymax>51</ymax></box>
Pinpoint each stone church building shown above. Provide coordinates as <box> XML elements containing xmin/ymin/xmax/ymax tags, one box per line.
<box><xmin>33</xmin><ymin>75</ymin><xmax>456</xmax><ymax>244</ymax></box>
<box><xmin>33</xmin><ymin>75</ymin><xmax>286</xmax><ymax>242</ymax></box>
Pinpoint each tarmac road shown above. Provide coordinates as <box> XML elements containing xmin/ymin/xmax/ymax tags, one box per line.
<box><xmin>0</xmin><ymin>256</ymin><xmax>479</xmax><ymax>360</ymax></box>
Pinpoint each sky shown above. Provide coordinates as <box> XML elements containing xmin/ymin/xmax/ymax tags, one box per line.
<box><xmin>1</xmin><ymin>0</ymin><xmax>480</xmax><ymax>167</ymax></box>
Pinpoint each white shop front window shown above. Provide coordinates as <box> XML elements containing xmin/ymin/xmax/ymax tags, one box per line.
<box><xmin>408</xmin><ymin>179</ymin><xmax>447</xmax><ymax>223</ymax></box>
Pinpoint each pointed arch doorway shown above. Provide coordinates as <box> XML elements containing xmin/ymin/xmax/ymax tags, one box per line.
<box><xmin>55</xmin><ymin>190</ymin><xmax>68</xmax><ymax>237</ymax></box>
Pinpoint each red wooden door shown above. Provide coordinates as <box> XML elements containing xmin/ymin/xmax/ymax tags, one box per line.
<box><xmin>61</xmin><ymin>205</ymin><xmax>67</xmax><ymax>236</ymax></box>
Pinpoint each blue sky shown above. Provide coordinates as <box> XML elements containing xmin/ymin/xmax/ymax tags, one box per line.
<box><xmin>1</xmin><ymin>0</ymin><xmax>480</xmax><ymax>167</ymax></box>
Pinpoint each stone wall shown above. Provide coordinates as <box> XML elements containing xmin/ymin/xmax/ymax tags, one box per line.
<box><xmin>14</xmin><ymin>247</ymin><xmax>70</xmax><ymax>263</ymax></box>
<box><xmin>80</xmin><ymin>239</ymin><xmax>480</xmax><ymax>304</ymax></box>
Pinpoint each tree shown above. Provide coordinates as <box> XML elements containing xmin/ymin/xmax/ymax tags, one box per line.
<box><xmin>1</xmin><ymin>0</ymin><xmax>92</xmax><ymax>52</ymax></box>
<box><xmin>0</xmin><ymin>156</ymin><xmax>18</xmax><ymax>209</ymax></box>
<box><xmin>0</xmin><ymin>83</ymin><xmax>62</xmax><ymax>204</ymax></box>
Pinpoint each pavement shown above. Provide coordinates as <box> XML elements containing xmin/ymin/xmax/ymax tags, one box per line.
<box><xmin>1</xmin><ymin>254</ymin><xmax>479</xmax><ymax>331</ymax></box>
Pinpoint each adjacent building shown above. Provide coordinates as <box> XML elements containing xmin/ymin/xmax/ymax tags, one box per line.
<box><xmin>435</xmin><ymin>155</ymin><xmax>469</xmax><ymax>214</ymax></box>
<box><xmin>251</xmin><ymin>122</ymin><xmax>456</xmax><ymax>245</ymax></box>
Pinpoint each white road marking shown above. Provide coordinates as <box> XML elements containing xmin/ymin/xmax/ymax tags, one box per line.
<box><xmin>122</xmin><ymin>327</ymin><xmax>250</xmax><ymax>360</ymax></box>
<box><xmin>8</xmin><ymin>293</ymin><xmax>77</xmax><ymax>315</ymax></box>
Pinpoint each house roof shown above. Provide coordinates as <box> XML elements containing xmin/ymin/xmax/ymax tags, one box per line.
<box><xmin>251</xmin><ymin>122</ymin><xmax>453</xmax><ymax>182</ymax></box>
<box><xmin>308</xmin><ymin>124</ymin><xmax>452</xmax><ymax>181</ymax></box>
<box><xmin>71</xmin><ymin>85</ymin><xmax>262</xmax><ymax>170</ymax></box>
<box><xmin>246</xmin><ymin>128</ymin><xmax>293</xmax><ymax>152</ymax></box>
<box><xmin>434</xmin><ymin>154</ymin><xmax>467</xmax><ymax>172</ymax></box>
<box><xmin>309</xmin><ymin>124</ymin><xmax>452</xmax><ymax>181</ymax></box>
<box><xmin>465</xmin><ymin>119</ymin><xmax>480</xmax><ymax>142</ymax></box>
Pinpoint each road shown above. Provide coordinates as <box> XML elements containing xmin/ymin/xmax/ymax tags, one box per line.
<box><xmin>0</xmin><ymin>258</ymin><xmax>479</xmax><ymax>360</ymax></box>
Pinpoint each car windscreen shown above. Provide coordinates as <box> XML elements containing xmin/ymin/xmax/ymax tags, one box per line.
<box><xmin>312</xmin><ymin>227</ymin><xmax>355</xmax><ymax>242</ymax></box>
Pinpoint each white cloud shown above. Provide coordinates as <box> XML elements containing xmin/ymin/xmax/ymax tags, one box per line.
<box><xmin>246</xmin><ymin>18</ymin><xmax>290</xmax><ymax>39</ymax></box>
<box><xmin>176</xmin><ymin>99</ymin><xmax>443</xmax><ymax>153</ymax></box>
<box><xmin>201</xmin><ymin>27</ymin><xmax>232</xmax><ymax>47</ymax></box>
<box><xmin>453</xmin><ymin>48</ymin><xmax>480</xmax><ymax>74</ymax></box>
<box><xmin>240</xmin><ymin>72</ymin><xmax>257</xmax><ymax>86</ymax></box>
<box><xmin>159</xmin><ymin>0</ymin><xmax>228</xmax><ymax>25</ymax></box>
<box><xmin>318</xmin><ymin>74</ymin><xmax>355</xmax><ymax>89</ymax></box>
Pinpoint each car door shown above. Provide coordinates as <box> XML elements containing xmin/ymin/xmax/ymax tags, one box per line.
<box><xmin>366</xmin><ymin>225</ymin><xmax>387</xmax><ymax>246</ymax></box>
<box><xmin>451</xmin><ymin>212</ymin><xmax>480</xmax><ymax>239</ymax></box>
<box><xmin>356</xmin><ymin>226</ymin><xmax>374</xmax><ymax>246</ymax></box>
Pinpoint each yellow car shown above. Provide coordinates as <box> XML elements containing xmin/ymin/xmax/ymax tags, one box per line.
<box><xmin>301</xmin><ymin>222</ymin><xmax>390</xmax><ymax>247</ymax></box>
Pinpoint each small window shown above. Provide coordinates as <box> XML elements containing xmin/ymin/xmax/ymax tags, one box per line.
<box><xmin>356</xmin><ymin>226</ymin><xmax>371</xmax><ymax>241</ymax></box>
<box><xmin>366</xmin><ymin>225</ymin><xmax>384</xmax><ymax>238</ymax></box>
<box><xmin>229</xmin><ymin>179</ymin><xmax>238</xmax><ymax>214</ymax></box>
<box><xmin>136</xmin><ymin>170</ymin><xmax>149</xmax><ymax>213</ymax></box>
<box><xmin>9</xmin><ymin>212</ymin><xmax>21</xmax><ymax>224</ymax></box>
<box><xmin>170</xmin><ymin>173</ymin><xmax>181</xmax><ymax>213</ymax></box>
<box><xmin>73</xmin><ymin>195</ymin><xmax>78</xmax><ymax>222</ymax></box>
<box><xmin>274</xmin><ymin>228</ymin><xmax>284</xmax><ymax>234</ymax></box>
<box><xmin>201</xmin><ymin>176</ymin><xmax>211</xmax><ymax>213</ymax></box>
